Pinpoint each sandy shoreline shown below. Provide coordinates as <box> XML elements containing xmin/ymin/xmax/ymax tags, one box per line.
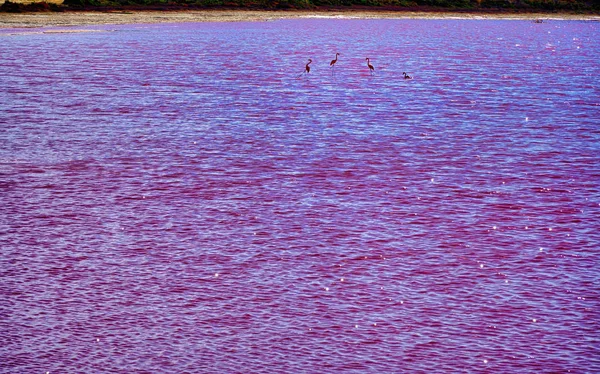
<box><xmin>1</xmin><ymin>9</ymin><xmax>599</xmax><ymax>28</ymax></box>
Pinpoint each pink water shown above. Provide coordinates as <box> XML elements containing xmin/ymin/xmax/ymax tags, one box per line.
<box><xmin>1</xmin><ymin>19</ymin><xmax>600</xmax><ymax>373</ymax></box>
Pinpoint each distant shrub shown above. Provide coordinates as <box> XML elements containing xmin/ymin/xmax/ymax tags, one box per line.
<box><xmin>0</xmin><ymin>0</ymin><xmax>64</xmax><ymax>11</ymax></box>
<box><xmin>192</xmin><ymin>0</ymin><xmax>225</xmax><ymax>6</ymax></box>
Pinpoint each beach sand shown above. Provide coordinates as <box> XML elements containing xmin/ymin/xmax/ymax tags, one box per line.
<box><xmin>1</xmin><ymin>9</ymin><xmax>599</xmax><ymax>29</ymax></box>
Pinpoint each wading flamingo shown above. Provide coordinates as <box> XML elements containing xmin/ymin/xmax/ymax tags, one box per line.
<box><xmin>305</xmin><ymin>58</ymin><xmax>312</xmax><ymax>74</ymax></box>
<box><xmin>366</xmin><ymin>58</ymin><xmax>375</xmax><ymax>74</ymax></box>
<box><xmin>330</xmin><ymin>53</ymin><xmax>340</xmax><ymax>67</ymax></box>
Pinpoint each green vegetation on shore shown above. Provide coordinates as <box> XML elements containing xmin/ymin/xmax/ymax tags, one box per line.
<box><xmin>1</xmin><ymin>0</ymin><xmax>598</xmax><ymax>12</ymax></box>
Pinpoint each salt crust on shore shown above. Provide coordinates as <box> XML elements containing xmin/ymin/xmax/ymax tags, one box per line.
<box><xmin>1</xmin><ymin>10</ymin><xmax>599</xmax><ymax>29</ymax></box>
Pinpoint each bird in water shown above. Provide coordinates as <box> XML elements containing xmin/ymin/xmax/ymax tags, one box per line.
<box><xmin>305</xmin><ymin>58</ymin><xmax>312</xmax><ymax>74</ymax></box>
<box><xmin>403</xmin><ymin>72</ymin><xmax>413</xmax><ymax>80</ymax></box>
<box><xmin>366</xmin><ymin>58</ymin><xmax>375</xmax><ymax>74</ymax></box>
<box><xmin>330</xmin><ymin>53</ymin><xmax>340</xmax><ymax>67</ymax></box>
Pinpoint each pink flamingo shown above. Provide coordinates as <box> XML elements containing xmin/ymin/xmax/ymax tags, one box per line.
<box><xmin>366</xmin><ymin>58</ymin><xmax>375</xmax><ymax>74</ymax></box>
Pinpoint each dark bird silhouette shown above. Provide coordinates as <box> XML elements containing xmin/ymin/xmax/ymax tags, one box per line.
<box><xmin>366</xmin><ymin>58</ymin><xmax>375</xmax><ymax>74</ymax></box>
<box><xmin>305</xmin><ymin>58</ymin><xmax>312</xmax><ymax>74</ymax></box>
<box><xmin>330</xmin><ymin>53</ymin><xmax>340</xmax><ymax>67</ymax></box>
<box><xmin>403</xmin><ymin>72</ymin><xmax>413</xmax><ymax>80</ymax></box>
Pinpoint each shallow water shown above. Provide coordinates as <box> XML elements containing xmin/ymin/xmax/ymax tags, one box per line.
<box><xmin>1</xmin><ymin>18</ymin><xmax>600</xmax><ymax>373</ymax></box>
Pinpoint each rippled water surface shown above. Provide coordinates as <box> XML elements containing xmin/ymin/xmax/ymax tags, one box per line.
<box><xmin>1</xmin><ymin>18</ymin><xmax>600</xmax><ymax>373</ymax></box>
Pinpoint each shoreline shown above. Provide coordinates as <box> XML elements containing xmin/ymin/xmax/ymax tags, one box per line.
<box><xmin>1</xmin><ymin>9</ymin><xmax>599</xmax><ymax>28</ymax></box>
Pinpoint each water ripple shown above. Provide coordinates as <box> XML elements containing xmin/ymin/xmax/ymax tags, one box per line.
<box><xmin>1</xmin><ymin>18</ymin><xmax>599</xmax><ymax>373</ymax></box>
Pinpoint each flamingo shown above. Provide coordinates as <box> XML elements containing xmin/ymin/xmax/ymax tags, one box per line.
<box><xmin>305</xmin><ymin>58</ymin><xmax>312</xmax><ymax>74</ymax></box>
<box><xmin>403</xmin><ymin>72</ymin><xmax>413</xmax><ymax>80</ymax></box>
<box><xmin>366</xmin><ymin>58</ymin><xmax>375</xmax><ymax>74</ymax></box>
<box><xmin>330</xmin><ymin>53</ymin><xmax>340</xmax><ymax>67</ymax></box>
<box><xmin>329</xmin><ymin>53</ymin><xmax>340</xmax><ymax>77</ymax></box>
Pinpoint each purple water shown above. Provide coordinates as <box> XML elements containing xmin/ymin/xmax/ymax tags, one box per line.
<box><xmin>1</xmin><ymin>18</ymin><xmax>600</xmax><ymax>373</ymax></box>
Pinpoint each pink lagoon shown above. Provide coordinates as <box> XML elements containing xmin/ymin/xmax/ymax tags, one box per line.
<box><xmin>1</xmin><ymin>17</ymin><xmax>599</xmax><ymax>373</ymax></box>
